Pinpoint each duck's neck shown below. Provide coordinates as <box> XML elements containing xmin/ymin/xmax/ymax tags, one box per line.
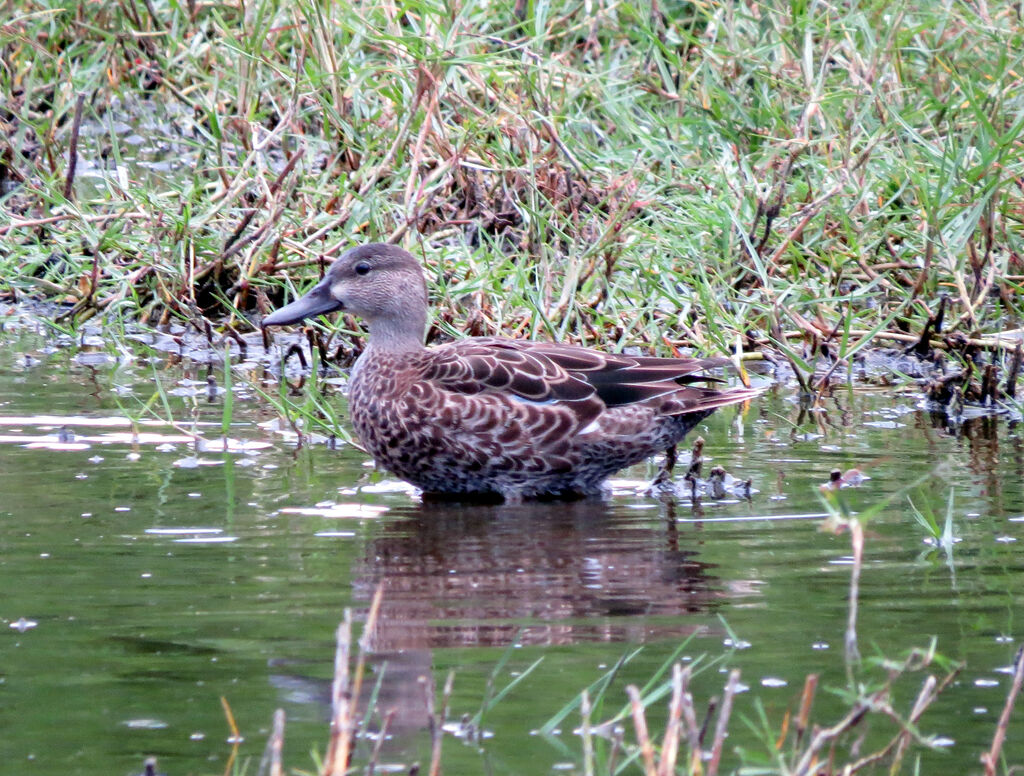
<box><xmin>364</xmin><ymin>310</ymin><xmax>427</xmax><ymax>353</ymax></box>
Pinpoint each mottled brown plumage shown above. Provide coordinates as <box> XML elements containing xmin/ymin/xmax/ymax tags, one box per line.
<box><xmin>263</xmin><ymin>244</ymin><xmax>761</xmax><ymax>501</ymax></box>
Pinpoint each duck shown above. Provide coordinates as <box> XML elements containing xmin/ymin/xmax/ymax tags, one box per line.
<box><xmin>262</xmin><ymin>243</ymin><xmax>761</xmax><ymax>501</ymax></box>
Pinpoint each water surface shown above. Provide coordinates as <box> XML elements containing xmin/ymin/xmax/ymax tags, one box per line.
<box><xmin>1</xmin><ymin>313</ymin><xmax>1022</xmax><ymax>774</ymax></box>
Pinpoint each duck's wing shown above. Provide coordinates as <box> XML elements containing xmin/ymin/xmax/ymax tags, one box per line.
<box><xmin>518</xmin><ymin>341</ymin><xmax>763</xmax><ymax>414</ymax></box>
<box><xmin>521</xmin><ymin>341</ymin><xmax>732</xmax><ymax>408</ymax></box>
<box><xmin>425</xmin><ymin>338</ymin><xmax>757</xmax><ymax>419</ymax></box>
<box><xmin>426</xmin><ymin>338</ymin><xmax>595</xmax><ymax>401</ymax></box>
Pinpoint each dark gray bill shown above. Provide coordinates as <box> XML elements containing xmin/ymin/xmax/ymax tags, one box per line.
<box><xmin>262</xmin><ymin>281</ymin><xmax>342</xmax><ymax>326</ymax></box>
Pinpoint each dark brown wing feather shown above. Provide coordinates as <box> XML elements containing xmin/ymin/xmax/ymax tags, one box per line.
<box><xmin>527</xmin><ymin>343</ymin><xmax>730</xmax><ymax>407</ymax></box>
<box><xmin>426</xmin><ymin>337</ymin><xmax>752</xmax><ymax>420</ymax></box>
<box><xmin>427</xmin><ymin>338</ymin><xmax>594</xmax><ymax>402</ymax></box>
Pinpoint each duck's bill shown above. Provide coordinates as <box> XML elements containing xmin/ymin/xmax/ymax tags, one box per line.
<box><xmin>262</xmin><ymin>282</ymin><xmax>342</xmax><ymax>326</ymax></box>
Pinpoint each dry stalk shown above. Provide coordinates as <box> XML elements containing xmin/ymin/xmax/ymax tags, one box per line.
<box><xmin>845</xmin><ymin>518</ymin><xmax>863</xmax><ymax>668</ymax></box>
<box><xmin>1007</xmin><ymin>342</ymin><xmax>1023</xmax><ymax>397</ymax></box>
<box><xmin>323</xmin><ymin>611</ymin><xmax>352</xmax><ymax>776</ymax></box>
<box><xmin>305</xmin><ymin>3</ymin><xmax>341</xmax><ymax>115</ymax></box>
<box><xmin>947</xmin><ymin>238</ymin><xmax>1000</xmax><ymax>332</ymax></box>
<box><xmin>440</xmin><ymin>670</ymin><xmax>455</xmax><ymax>733</ymax></box>
<box><xmin>403</xmin><ymin>65</ymin><xmax>442</xmax><ymax>219</ymax></box>
<box><xmin>844</xmin><ymin>662</ymin><xmax>960</xmax><ymax>773</ymax></box>
<box><xmin>982</xmin><ymin>645</ymin><xmax>1024</xmax><ymax>776</ymax></box>
<box><xmin>417</xmin><ymin>668</ymin><xmax>455</xmax><ymax>776</ymax></box>
<box><xmin>658</xmin><ymin>663</ymin><xmax>684</xmax><ymax>776</ymax></box>
<box><xmin>889</xmin><ymin>674</ymin><xmax>937</xmax><ymax>771</ymax></box>
<box><xmin>223</xmin><ymin>147</ymin><xmax>305</xmax><ymax>261</ymax></box>
<box><xmin>220</xmin><ymin>695</ymin><xmax>242</xmax><ymax>776</ymax></box>
<box><xmin>354</xmin><ymin>584</ymin><xmax>385</xmax><ymax>713</ymax></box>
<box><xmin>206</xmin><ymin>108</ymin><xmax>296</xmax><ymax>215</ymax></box>
<box><xmin>794</xmin><ymin>674</ymin><xmax>818</xmax><ymax>751</ymax></box>
<box><xmin>304</xmin><ymin>90</ymin><xmax>425</xmax><ymax>251</ymax></box>
<box><xmin>420</xmin><ymin>674</ymin><xmax>441</xmax><ymax>776</ymax></box>
<box><xmin>0</xmin><ymin>210</ymin><xmax>149</xmax><ymax>236</ymax></box>
<box><xmin>909</xmin><ymin>235</ymin><xmax>935</xmax><ymax>306</ymax></box>
<box><xmin>257</xmin><ymin>708</ymin><xmax>285</xmax><ymax>776</ymax></box>
<box><xmin>764</xmin><ymin>179</ymin><xmax>846</xmax><ymax>269</ymax></box>
<box><xmin>324</xmin><ymin>584</ymin><xmax>384</xmax><ymax>776</ymax></box>
<box><xmin>626</xmin><ymin>684</ymin><xmax>658</xmax><ymax>776</ymax></box>
<box><xmin>792</xmin><ymin>696</ymin><xmax>875</xmax><ymax>776</ymax></box>
<box><xmin>707</xmin><ymin>669</ymin><xmax>741</xmax><ymax>776</ymax></box>
<box><xmin>270</xmin><ymin>709</ymin><xmax>285</xmax><ymax>776</ymax></box>
<box><xmin>678</xmin><ymin>664</ymin><xmax>703</xmax><ymax>773</ymax></box>
<box><xmin>62</xmin><ymin>92</ymin><xmax>86</xmax><ymax>201</ymax></box>
<box><xmin>366</xmin><ymin>709</ymin><xmax>395</xmax><ymax>776</ymax></box>
<box><xmin>581</xmin><ymin>689</ymin><xmax>594</xmax><ymax>776</ymax></box>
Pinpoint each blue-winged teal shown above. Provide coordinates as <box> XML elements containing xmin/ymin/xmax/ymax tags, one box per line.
<box><xmin>263</xmin><ymin>244</ymin><xmax>760</xmax><ymax>501</ymax></box>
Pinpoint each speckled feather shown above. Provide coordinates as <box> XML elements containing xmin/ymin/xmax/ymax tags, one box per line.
<box><xmin>263</xmin><ymin>244</ymin><xmax>762</xmax><ymax>500</ymax></box>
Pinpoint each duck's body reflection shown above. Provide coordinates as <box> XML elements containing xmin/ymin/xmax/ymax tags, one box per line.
<box><xmin>353</xmin><ymin>499</ymin><xmax>720</xmax><ymax>650</ymax></box>
<box><xmin>271</xmin><ymin>498</ymin><xmax>728</xmax><ymax>742</ymax></box>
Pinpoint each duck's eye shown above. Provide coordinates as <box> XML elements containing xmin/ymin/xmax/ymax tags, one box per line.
<box><xmin>354</xmin><ymin>261</ymin><xmax>372</xmax><ymax>276</ymax></box>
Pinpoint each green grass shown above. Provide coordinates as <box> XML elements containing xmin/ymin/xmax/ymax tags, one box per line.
<box><xmin>3</xmin><ymin>0</ymin><xmax>1024</xmax><ymax>365</ymax></box>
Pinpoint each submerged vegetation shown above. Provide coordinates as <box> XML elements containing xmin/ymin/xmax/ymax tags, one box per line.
<box><xmin>2</xmin><ymin>0</ymin><xmax>1024</xmax><ymax>371</ymax></box>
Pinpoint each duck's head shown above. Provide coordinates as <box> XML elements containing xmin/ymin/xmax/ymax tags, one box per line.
<box><xmin>263</xmin><ymin>243</ymin><xmax>428</xmax><ymax>349</ymax></box>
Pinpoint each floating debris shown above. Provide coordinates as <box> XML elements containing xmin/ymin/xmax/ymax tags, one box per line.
<box><xmin>9</xmin><ymin>617</ymin><xmax>38</xmax><ymax>633</ymax></box>
<box><xmin>821</xmin><ymin>468</ymin><xmax>868</xmax><ymax>491</ymax></box>
<box><xmin>280</xmin><ymin>503</ymin><xmax>389</xmax><ymax>519</ymax></box>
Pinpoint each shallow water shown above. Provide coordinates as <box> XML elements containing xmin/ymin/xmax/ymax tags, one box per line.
<box><xmin>1</xmin><ymin>313</ymin><xmax>1023</xmax><ymax>775</ymax></box>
